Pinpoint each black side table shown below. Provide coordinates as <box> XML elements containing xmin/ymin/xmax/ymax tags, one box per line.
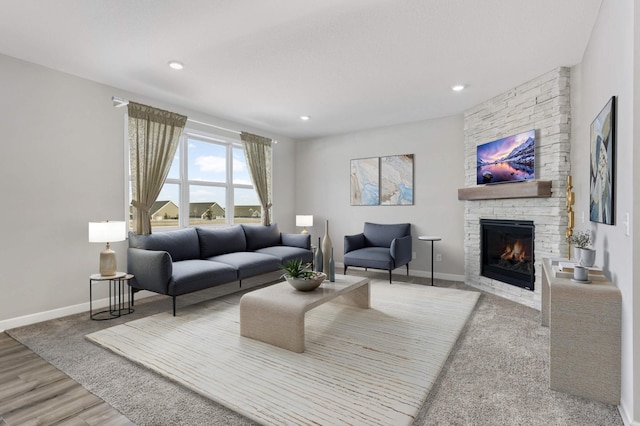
<box><xmin>418</xmin><ymin>236</ymin><xmax>442</xmax><ymax>286</ymax></box>
<box><xmin>89</xmin><ymin>272</ymin><xmax>134</xmax><ymax>320</ymax></box>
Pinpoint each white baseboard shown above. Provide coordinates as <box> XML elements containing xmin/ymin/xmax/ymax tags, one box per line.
<box><xmin>0</xmin><ymin>290</ymin><xmax>156</xmax><ymax>332</ymax></box>
<box><xmin>618</xmin><ymin>401</ymin><xmax>638</xmax><ymax>426</ymax></box>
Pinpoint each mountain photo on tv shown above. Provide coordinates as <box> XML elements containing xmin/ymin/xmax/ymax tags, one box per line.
<box><xmin>476</xmin><ymin>130</ymin><xmax>535</xmax><ymax>185</ymax></box>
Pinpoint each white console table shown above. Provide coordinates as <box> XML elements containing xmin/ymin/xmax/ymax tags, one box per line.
<box><xmin>541</xmin><ymin>258</ymin><xmax>621</xmax><ymax>405</ymax></box>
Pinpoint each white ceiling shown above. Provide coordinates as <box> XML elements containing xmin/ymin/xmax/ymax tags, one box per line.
<box><xmin>0</xmin><ymin>0</ymin><xmax>601</xmax><ymax>140</ymax></box>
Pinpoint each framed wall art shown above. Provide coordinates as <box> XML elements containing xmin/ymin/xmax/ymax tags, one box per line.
<box><xmin>380</xmin><ymin>154</ymin><xmax>414</xmax><ymax>205</ymax></box>
<box><xmin>590</xmin><ymin>96</ymin><xmax>615</xmax><ymax>225</ymax></box>
<box><xmin>350</xmin><ymin>157</ymin><xmax>380</xmax><ymax>205</ymax></box>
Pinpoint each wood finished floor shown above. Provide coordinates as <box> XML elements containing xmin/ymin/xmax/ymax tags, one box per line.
<box><xmin>0</xmin><ymin>333</ymin><xmax>133</xmax><ymax>426</ymax></box>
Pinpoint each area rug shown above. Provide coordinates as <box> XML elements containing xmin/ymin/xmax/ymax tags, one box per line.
<box><xmin>86</xmin><ymin>280</ymin><xmax>479</xmax><ymax>425</ymax></box>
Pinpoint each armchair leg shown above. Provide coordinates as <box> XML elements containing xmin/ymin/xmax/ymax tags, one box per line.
<box><xmin>344</xmin><ymin>266</ymin><xmax>348</xmax><ymax>275</ymax></box>
<box><xmin>389</xmin><ymin>270</ymin><xmax>392</xmax><ymax>284</ymax></box>
<box><xmin>173</xmin><ymin>296</ymin><xmax>177</xmax><ymax>317</ymax></box>
<box><xmin>406</xmin><ymin>263</ymin><xmax>409</xmax><ymax>276</ymax></box>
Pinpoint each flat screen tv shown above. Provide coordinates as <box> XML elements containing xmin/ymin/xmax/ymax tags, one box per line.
<box><xmin>476</xmin><ymin>129</ymin><xmax>535</xmax><ymax>185</ymax></box>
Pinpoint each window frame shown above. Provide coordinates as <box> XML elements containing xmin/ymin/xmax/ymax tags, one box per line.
<box><xmin>126</xmin><ymin>126</ymin><xmax>260</xmax><ymax>231</ymax></box>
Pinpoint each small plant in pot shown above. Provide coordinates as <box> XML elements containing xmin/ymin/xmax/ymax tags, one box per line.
<box><xmin>568</xmin><ymin>229</ymin><xmax>596</xmax><ymax>267</ymax></box>
<box><xmin>280</xmin><ymin>259</ymin><xmax>326</xmax><ymax>292</ymax></box>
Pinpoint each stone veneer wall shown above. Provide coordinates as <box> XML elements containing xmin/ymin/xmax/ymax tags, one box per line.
<box><xmin>463</xmin><ymin>67</ymin><xmax>571</xmax><ymax>310</ymax></box>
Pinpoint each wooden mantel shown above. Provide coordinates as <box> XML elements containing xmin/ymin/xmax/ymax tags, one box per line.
<box><xmin>458</xmin><ymin>180</ymin><xmax>552</xmax><ymax>201</ymax></box>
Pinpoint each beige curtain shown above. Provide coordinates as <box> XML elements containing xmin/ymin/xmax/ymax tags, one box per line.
<box><xmin>129</xmin><ymin>102</ymin><xmax>187</xmax><ymax>235</ymax></box>
<box><xmin>240</xmin><ymin>132</ymin><xmax>273</xmax><ymax>225</ymax></box>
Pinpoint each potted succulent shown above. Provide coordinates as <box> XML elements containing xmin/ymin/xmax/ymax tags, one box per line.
<box><xmin>568</xmin><ymin>229</ymin><xmax>596</xmax><ymax>267</ymax></box>
<box><xmin>280</xmin><ymin>258</ymin><xmax>326</xmax><ymax>291</ymax></box>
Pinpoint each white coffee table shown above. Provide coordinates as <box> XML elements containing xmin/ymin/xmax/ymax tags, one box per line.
<box><xmin>240</xmin><ymin>274</ymin><xmax>370</xmax><ymax>353</ymax></box>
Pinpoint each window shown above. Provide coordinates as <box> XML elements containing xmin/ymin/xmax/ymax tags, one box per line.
<box><xmin>129</xmin><ymin>129</ymin><xmax>261</xmax><ymax>230</ymax></box>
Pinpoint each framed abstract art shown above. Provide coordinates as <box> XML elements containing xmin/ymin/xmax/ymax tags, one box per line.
<box><xmin>350</xmin><ymin>157</ymin><xmax>379</xmax><ymax>206</ymax></box>
<box><xmin>380</xmin><ymin>154</ymin><xmax>414</xmax><ymax>205</ymax></box>
<box><xmin>590</xmin><ymin>96</ymin><xmax>616</xmax><ymax>225</ymax></box>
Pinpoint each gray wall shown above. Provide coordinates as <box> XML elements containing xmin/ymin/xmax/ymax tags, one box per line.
<box><xmin>569</xmin><ymin>0</ymin><xmax>636</xmax><ymax>422</ymax></box>
<box><xmin>0</xmin><ymin>54</ymin><xmax>297</xmax><ymax>328</ymax></box>
<box><xmin>294</xmin><ymin>115</ymin><xmax>466</xmax><ymax>280</ymax></box>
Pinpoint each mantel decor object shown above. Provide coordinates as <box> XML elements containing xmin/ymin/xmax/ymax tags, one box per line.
<box><xmin>565</xmin><ymin>175</ymin><xmax>575</xmax><ymax>260</ymax></box>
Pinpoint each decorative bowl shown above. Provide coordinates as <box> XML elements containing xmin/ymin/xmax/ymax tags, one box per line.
<box><xmin>284</xmin><ymin>272</ymin><xmax>327</xmax><ymax>291</ymax></box>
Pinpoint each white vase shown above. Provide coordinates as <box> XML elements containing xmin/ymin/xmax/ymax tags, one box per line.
<box><xmin>322</xmin><ymin>220</ymin><xmax>332</xmax><ymax>274</ymax></box>
<box><xmin>575</xmin><ymin>247</ymin><xmax>596</xmax><ymax>267</ymax></box>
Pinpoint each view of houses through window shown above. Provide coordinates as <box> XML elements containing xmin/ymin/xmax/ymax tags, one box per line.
<box><xmin>129</xmin><ymin>130</ymin><xmax>261</xmax><ymax>230</ymax></box>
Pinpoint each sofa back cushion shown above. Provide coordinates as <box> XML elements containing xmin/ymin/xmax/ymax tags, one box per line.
<box><xmin>128</xmin><ymin>228</ymin><xmax>200</xmax><ymax>262</ymax></box>
<box><xmin>242</xmin><ymin>223</ymin><xmax>281</xmax><ymax>251</ymax></box>
<box><xmin>196</xmin><ymin>225</ymin><xmax>247</xmax><ymax>258</ymax></box>
<box><xmin>363</xmin><ymin>222</ymin><xmax>411</xmax><ymax>248</ymax></box>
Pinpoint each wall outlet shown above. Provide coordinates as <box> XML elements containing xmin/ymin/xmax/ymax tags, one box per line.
<box><xmin>436</xmin><ymin>254</ymin><xmax>442</xmax><ymax>262</ymax></box>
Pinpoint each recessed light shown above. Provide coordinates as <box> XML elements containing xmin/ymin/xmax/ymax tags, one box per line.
<box><xmin>299</xmin><ymin>115</ymin><xmax>310</xmax><ymax>121</ymax></box>
<box><xmin>451</xmin><ymin>84</ymin><xmax>466</xmax><ymax>92</ymax></box>
<box><xmin>168</xmin><ymin>61</ymin><xmax>184</xmax><ymax>70</ymax></box>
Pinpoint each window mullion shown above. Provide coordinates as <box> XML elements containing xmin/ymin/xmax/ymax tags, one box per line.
<box><xmin>179</xmin><ymin>134</ymin><xmax>188</xmax><ymax>228</ymax></box>
<box><xmin>227</xmin><ymin>144</ymin><xmax>234</xmax><ymax>225</ymax></box>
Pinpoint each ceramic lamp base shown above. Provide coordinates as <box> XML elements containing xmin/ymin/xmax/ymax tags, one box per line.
<box><xmin>99</xmin><ymin>246</ymin><xmax>117</xmax><ymax>276</ymax></box>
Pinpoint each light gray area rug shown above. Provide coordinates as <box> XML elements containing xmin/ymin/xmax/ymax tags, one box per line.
<box><xmin>86</xmin><ymin>281</ymin><xmax>479</xmax><ymax>425</ymax></box>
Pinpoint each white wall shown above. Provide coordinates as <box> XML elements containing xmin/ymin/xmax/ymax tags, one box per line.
<box><xmin>570</xmin><ymin>0</ymin><xmax>636</xmax><ymax>423</ymax></box>
<box><xmin>294</xmin><ymin>115</ymin><xmax>465</xmax><ymax>279</ymax></box>
<box><xmin>0</xmin><ymin>54</ymin><xmax>297</xmax><ymax>328</ymax></box>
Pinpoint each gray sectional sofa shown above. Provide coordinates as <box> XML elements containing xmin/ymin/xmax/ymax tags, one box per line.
<box><xmin>127</xmin><ymin>223</ymin><xmax>312</xmax><ymax>315</ymax></box>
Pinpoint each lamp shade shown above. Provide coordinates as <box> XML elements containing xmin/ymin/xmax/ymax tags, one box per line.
<box><xmin>88</xmin><ymin>221</ymin><xmax>127</xmax><ymax>243</ymax></box>
<box><xmin>296</xmin><ymin>215</ymin><xmax>313</xmax><ymax>227</ymax></box>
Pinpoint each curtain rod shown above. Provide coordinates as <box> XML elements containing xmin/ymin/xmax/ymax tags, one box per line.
<box><xmin>112</xmin><ymin>96</ymin><xmax>241</xmax><ymax>135</ymax></box>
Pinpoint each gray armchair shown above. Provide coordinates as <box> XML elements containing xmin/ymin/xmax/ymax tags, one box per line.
<box><xmin>343</xmin><ymin>222</ymin><xmax>412</xmax><ymax>283</ymax></box>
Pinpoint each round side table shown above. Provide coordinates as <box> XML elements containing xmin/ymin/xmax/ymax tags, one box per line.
<box><xmin>89</xmin><ymin>272</ymin><xmax>135</xmax><ymax>320</ymax></box>
<box><xmin>418</xmin><ymin>236</ymin><xmax>442</xmax><ymax>286</ymax></box>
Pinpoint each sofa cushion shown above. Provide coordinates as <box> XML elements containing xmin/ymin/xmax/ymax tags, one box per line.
<box><xmin>363</xmin><ymin>222</ymin><xmax>411</xmax><ymax>248</ymax></box>
<box><xmin>241</xmin><ymin>223</ymin><xmax>281</xmax><ymax>251</ymax></box>
<box><xmin>207</xmin><ymin>252</ymin><xmax>280</xmax><ymax>280</ymax></box>
<box><xmin>168</xmin><ymin>259</ymin><xmax>238</xmax><ymax>296</ymax></box>
<box><xmin>255</xmin><ymin>246</ymin><xmax>313</xmax><ymax>265</ymax></box>
<box><xmin>128</xmin><ymin>228</ymin><xmax>200</xmax><ymax>262</ymax></box>
<box><xmin>196</xmin><ymin>225</ymin><xmax>247</xmax><ymax>258</ymax></box>
<box><xmin>280</xmin><ymin>233</ymin><xmax>311</xmax><ymax>249</ymax></box>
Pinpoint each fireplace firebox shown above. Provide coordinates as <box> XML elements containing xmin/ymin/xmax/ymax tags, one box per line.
<box><xmin>480</xmin><ymin>219</ymin><xmax>534</xmax><ymax>291</ymax></box>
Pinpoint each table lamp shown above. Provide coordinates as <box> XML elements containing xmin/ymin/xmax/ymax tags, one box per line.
<box><xmin>89</xmin><ymin>221</ymin><xmax>127</xmax><ymax>276</ymax></box>
<box><xmin>296</xmin><ymin>215</ymin><xmax>313</xmax><ymax>234</ymax></box>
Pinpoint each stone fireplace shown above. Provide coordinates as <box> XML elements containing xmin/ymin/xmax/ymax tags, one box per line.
<box><xmin>462</xmin><ymin>67</ymin><xmax>571</xmax><ymax>309</ymax></box>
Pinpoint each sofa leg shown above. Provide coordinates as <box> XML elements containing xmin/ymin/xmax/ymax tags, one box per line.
<box><xmin>239</xmin><ymin>280</ymin><xmax>242</xmax><ymax>288</ymax></box>
<box><xmin>389</xmin><ymin>270</ymin><xmax>392</xmax><ymax>284</ymax></box>
<box><xmin>344</xmin><ymin>266</ymin><xmax>348</xmax><ymax>275</ymax></box>
<box><xmin>172</xmin><ymin>296</ymin><xmax>176</xmax><ymax>317</ymax></box>
<box><xmin>406</xmin><ymin>263</ymin><xmax>409</xmax><ymax>276</ymax></box>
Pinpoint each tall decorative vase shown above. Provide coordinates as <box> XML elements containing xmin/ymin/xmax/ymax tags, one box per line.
<box><xmin>329</xmin><ymin>248</ymin><xmax>335</xmax><ymax>282</ymax></box>
<box><xmin>315</xmin><ymin>237</ymin><xmax>323</xmax><ymax>272</ymax></box>
<box><xmin>322</xmin><ymin>220</ymin><xmax>332</xmax><ymax>273</ymax></box>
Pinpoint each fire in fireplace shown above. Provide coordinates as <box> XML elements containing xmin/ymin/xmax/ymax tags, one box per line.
<box><xmin>480</xmin><ymin>219</ymin><xmax>535</xmax><ymax>291</ymax></box>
